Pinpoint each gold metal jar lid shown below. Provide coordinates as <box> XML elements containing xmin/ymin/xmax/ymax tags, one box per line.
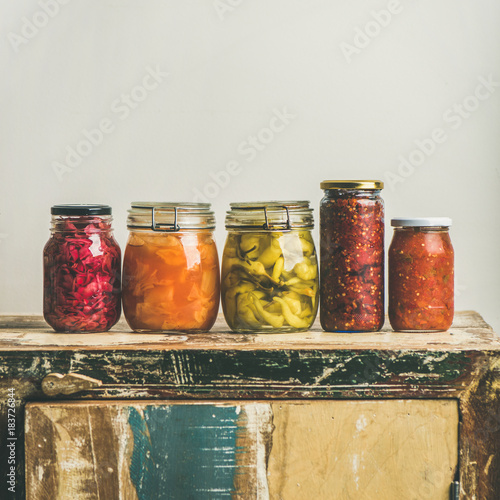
<box><xmin>127</xmin><ymin>202</ymin><xmax>216</xmax><ymax>231</ymax></box>
<box><xmin>320</xmin><ymin>180</ymin><xmax>384</xmax><ymax>190</ymax></box>
<box><xmin>226</xmin><ymin>201</ymin><xmax>314</xmax><ymax>230</ymax></box>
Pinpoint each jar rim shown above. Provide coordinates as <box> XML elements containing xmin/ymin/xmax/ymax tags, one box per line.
<box><xmin>131</xmin><ymin>201</ymin><xmax>211</xmax><ymax>211</ymax></box>
<box><xmin>391</xmin><ymin>217</ymin><xmax>452</xmax><ymax>227</ymax></box>
<box><xmin>320</xmin><ymin>180</ymin><xmax>383</xmax><ymax>190</ymax></box>
<box><xmin>127</xmin><ymin>202</ymin><xmax>216</xmax><ymax>231</ymax></box>
<box><xmin>225</xmin><ymin>200</ymin><xmax>314</xmax><ymax>230</ymax></box>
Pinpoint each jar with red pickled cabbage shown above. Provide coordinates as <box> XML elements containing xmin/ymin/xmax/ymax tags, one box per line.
<box><xmin>43</xmin><ymin>204</ymin><xmax>121</xmax><ymax>332</ymax></box>
<box><xmin>122</xmin><ymin>202</ymin><xmax>220</xmax><ymax>332</ymax></box>
<box><xmin>320</xmin><ymin>181</ymin><xmax>385</xmax><ymax>332</ymax></box>
<box><xmin>389</xmin><ymin>217</ymin><xmax>454</xmax><ymax>332</ymax></box>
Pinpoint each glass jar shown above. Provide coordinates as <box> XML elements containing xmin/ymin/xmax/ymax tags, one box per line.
<box><xmin>43</xmin><ymin>204</ymin><xmax>121</xmax><ymax>333</ymax></box>
<box><xmin>389</xmin><ymin>217</ymin><xmax>454</xmax><ymax>332</ymax></box>
<box><xmin>319</xmin><ymin>181</ymin><xmax>385</xmax><ymax>332</ymax></box>
<box><xmin>122</xmin><ymin>202</ymin><xmax>220</xmax><ymax>332</ymax></box>
<box><xmin>222</xmin><ymin>201</ymin><xmax>318</xmax><ymax>333</ymax></box>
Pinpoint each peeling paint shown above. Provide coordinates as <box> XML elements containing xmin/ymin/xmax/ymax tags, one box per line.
<box><xmin>245</xmin><ymin>404</ymin><xmax>273</xmax><ymax>499</ymax></box>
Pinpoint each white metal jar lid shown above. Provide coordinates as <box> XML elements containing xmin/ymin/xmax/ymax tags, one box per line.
<box><xmin>391</xmin><ymin>217</ymin><xmax>452</xmax><ymax>227</ymax></box>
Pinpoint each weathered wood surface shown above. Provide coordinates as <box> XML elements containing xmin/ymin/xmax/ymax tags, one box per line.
<box><xmin>25</xmin><ymin>400</ymin><xmax>458</xmax><ymax>500</ymax></box>
<box><xmin>0</xmin><ymin>311</ymin><xmax>497</xmax><ymax>351</ymax></box>
<box><xmin>0</xmin><ymin>313</ymin><xmax>494</xmax><ymax>406</ymax></box>
<box><xmin>267</xmin><ymin>400</ymin><xmax>458</xmax><ymax>500</ymax></box>
<box><xmin>0</xmin><ymin>311</ymin><xmax>496</xmax><ymax>499</ymax></box>
<box><xmin>0</xmin><ymin>339</ymin><xmax>488</xmax><ymax>401</ymax></box>
<box><xmin>459</xmin><ymin>352</ymin><xmax>500</xmax><ymax>500</ymax></box>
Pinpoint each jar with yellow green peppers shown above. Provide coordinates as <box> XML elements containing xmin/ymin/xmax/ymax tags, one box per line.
<box><xmin>221</xmin><ymin>201</ymin><xmax>319</xmax><ymax>332</ymax></box>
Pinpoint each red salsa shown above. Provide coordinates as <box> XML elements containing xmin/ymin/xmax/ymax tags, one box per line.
<box><xmin>320</xmin><ymin>181</ymin><xmax>384</xmax><ymax>332</ymax></box>
<box><xmin>389</xmin><ymin>218</ymin><xmax>454</xmax><ymax>331</ymax></box>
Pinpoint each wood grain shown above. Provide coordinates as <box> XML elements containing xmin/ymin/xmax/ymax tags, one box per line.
<box><xmin>267</xmin><ymin>400</ymin><xmax>458</xmax><ymax>500</ymax></box>
<box><xmin>25</xmin><ymin>401</ymin><xmax>273</xmax><ymax>500</ymax></box>
<box><xmin>25</xmin><ymin>400</ymin><xmax>458</xmax><ymax>500</ymax></box>
<box><xmin>459</xmin><ymin>354</ymin><xmax>500</xmax><ymax>500</ymax></box>
<box><xmin>25</xmin><ymin>404</ymin><xmax>129</xmax><ymax>500</ymax></box>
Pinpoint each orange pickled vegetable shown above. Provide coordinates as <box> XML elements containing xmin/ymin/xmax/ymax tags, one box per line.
<box><xmin>122</xmin><ymin>231</ymin><xmax>220</xmax><ymax>331</ymax></box>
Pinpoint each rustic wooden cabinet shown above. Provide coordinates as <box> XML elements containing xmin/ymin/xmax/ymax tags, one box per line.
<box><xmin>0</xmin><ymin>311</ymin><xmax>499</xmax><ymax>499</ymax></box>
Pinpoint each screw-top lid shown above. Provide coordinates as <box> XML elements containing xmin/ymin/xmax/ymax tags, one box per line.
<box><xmin>127</xmin><ymin>202</ymin><xmax>215</xmax><ymax>231</ymax></box>
<box><xmin>320</xmin><ymin>180</ymin><xmax>384</xmax><ymax>190</ymax></box>
<box><xmin>391</xmin><ymin>217</ymin><xmax>452</xmax><ymax>227</ymax></box>
<box><xmin>51</xmin><ymin>204</ymin><xmax>112</xmax><ymax>216</ymax></box>
<box><xmin>226</xmin><ymin>201</ymin><xmax>314</xmax><ymax>230</ymax></box>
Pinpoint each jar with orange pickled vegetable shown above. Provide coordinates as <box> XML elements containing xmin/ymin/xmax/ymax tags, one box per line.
<box><xmin>122</xmin><ymin>203</ymin><xmax>220</xmax><ymax>332</ymax></box>
<box><xmin>388</xmin><ymin>217</ymin><xmax>454</xmax><ymax>332</ymax></box>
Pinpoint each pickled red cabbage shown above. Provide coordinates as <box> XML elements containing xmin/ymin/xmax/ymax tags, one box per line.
<box><xmin>43</xmin><ymin>219</ymin><xmax>121</xmax><ymax>332</ymax></box>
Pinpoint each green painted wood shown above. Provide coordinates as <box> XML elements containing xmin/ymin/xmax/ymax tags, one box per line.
<box><xmin>25</xmin><ymin>401</ymin><xmax>273</xmax><ymax>499</ymax></box>
<box><xmin>128</xmin><ymin>405</ymin><xmax>241</xmax><ymax>499</ymax></box>
<box><xmin>0</xmin><ymin>349</ymin><xmax>479</xmax><ymax>395</ymax></box>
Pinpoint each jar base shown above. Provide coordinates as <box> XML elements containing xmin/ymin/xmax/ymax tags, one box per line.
<box><xmin>392</xmin><ymin>328</ymin><xmax>448</xmax><ymax>333</ymax></box>
<box><xmin>129</xmin><ymin>328</ymin><xmax>210</xmax><ymax>334</ymax></box>
<box><xmin>228</xmin><ymin>327</ymin><xmax>311</xmax><ymax>334</ymax></box>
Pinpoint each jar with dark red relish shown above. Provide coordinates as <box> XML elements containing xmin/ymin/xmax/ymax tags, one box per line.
<box><xmin>320</xmin><ymin>181</ymin><xmax>384</xmax><ymax>332</ymax></box>
<box><xmin>389</xmin><ymin>218</ymin><xmax>454</xmax><ymax>332</ymax></box>
<box><xmin>43</xmin><ymin>205</ymin><xmax>121</xmax><ymax>332</ymax></box>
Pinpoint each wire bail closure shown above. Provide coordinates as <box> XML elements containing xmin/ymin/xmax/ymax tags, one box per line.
<box><xmin>151</xmin><ymin>206</ymin><xmax>180</xmax><ymax>232</ymax></box>
<box><xmin>225</xmin><ymin>200</ymin><xmax>313</xmax><ymax>230</ymax></box>
<box><xmin>262</xmin><ymin>206</ymin><xmax>291</xmax><ymax>230</ymax></box>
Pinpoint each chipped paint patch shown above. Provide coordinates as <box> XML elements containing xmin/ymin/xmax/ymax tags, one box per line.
<box><xmin>355</xmin><ymin>415</ymin><xmax>368</xmax><ymax>432</ymax></box>
<box><xmin>244</xmin><ymin>404</ymin><xmax>273</xmax><ymax>499</ymax></box>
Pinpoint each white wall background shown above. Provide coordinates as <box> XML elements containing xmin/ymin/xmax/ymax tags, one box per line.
<box><xmin>1</xmin><ymin>0</ymin><xmax>499</xmax><ymax>333</ymax></box>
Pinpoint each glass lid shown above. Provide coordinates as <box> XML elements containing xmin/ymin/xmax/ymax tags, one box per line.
<box><xmin>225</xmin><ymin>201</ymin><xmax>314</xmax><ymax>230</ymax></box>
<box><xmin>127</xmin><ymin>202</ymin><xmax>216</xmax><ymax>231</ymax></box>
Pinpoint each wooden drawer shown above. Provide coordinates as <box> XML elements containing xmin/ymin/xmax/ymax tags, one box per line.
<box><xmin>25</xmin><ymin>400</ymin><xmax>459</xmax><ymax>500</ymax></box>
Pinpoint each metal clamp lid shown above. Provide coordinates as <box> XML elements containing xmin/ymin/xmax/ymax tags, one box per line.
<box><xmin>225</xmin><ymin>201</ymin><xmax>314</xmax><ymax>230</ymax></box>
<box><xmin>263</xmin><ymin>205</ymin><xmax>291</xmax><ymax>230</ymax></box>
<box><xmin>150</xmin><ymin>205</ymin><xmax>180</xmax><ymax>232</ymax></box>
<box><xmin>127</xmin><ymin>202</ymin><xmax>216</xmax><ymax>232</ymax></box>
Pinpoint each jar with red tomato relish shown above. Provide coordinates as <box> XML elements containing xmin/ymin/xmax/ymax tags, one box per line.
<box><xmin>389</xmin><ymin>218</ymin><xmax>454</xmax><ymax>332</ymax></box>
<box><xmin>122</xmin><ymin>202</ymin><xmax>220</xmax><ymax>332</ymax></box>
<box><xmin>43</xmin><ymin>204</ymin><xmax>121</xmax><ymax>333</ymax></box>
<box><xmin>320</xmin><ymin>181</ymin><xmax>385</xmax><ymax>332</ymax></box>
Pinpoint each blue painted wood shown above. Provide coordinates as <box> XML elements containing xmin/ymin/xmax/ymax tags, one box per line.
<box><xmin>128</xmin><ymin>405</ymin><xmax>242</xmax><ymax>499</ymax></box>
